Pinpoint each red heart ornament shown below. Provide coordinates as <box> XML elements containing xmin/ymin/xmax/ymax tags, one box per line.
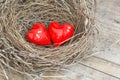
<box><xmin>26</xmin><ymin>23</ymin><xmax>51</xmax><ymax>45</ymax></box>
<box><xmin>48</xmin><ymin>22</ymin><xmax>74</xmax><ymax>46</ymax></box>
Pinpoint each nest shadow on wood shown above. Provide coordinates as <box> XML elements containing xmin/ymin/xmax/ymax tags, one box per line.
<box><xmin>0</xmin><ymin>0</ymin><xmax>95</xmax><ymax>74</ymax></box>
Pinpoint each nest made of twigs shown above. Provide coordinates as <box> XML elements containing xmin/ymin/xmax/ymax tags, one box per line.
<box><xmin>0</xmin><ymin>0</ymin><xmax>95</xmax><ymax>73</ymax></box>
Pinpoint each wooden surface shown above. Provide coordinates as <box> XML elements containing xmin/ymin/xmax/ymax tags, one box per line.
<box><xmin>0</xmin><ymin>0</ymin><xmax>120</xmax><ymax>80</ymax></box>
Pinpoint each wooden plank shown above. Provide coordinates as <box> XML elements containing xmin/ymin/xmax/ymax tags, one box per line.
<box><xmin>44</xmin><ymin>63</ymin><xmax>119</xmax><ymax>80</ymax></box>
<box><xmin>77</xmin><ymin>57</ymin><xmax>120</xmax><ymax>79</ymax></box>
<box><xmin>0</xmin><ymin>57</ymin><xmax>120</xmax><ymax>80</ymax></box>
<box><xmin>94</xmin><ymin>0</ymin><xmax>120</xmax><ymax>65</ymax></box>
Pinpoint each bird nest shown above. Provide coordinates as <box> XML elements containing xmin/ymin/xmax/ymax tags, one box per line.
<box><xmin>0</xmin><ymin>0</ymin><xmax>95</xmax><ymax>73</ymax></box>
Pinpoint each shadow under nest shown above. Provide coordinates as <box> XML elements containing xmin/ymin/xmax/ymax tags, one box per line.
<box><xmin>0</xmin><ymin>0</ymin><xmax>95</xmax><ymax>73</ymax></box>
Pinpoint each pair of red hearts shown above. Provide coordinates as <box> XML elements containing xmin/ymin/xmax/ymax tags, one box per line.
<box><xmin>26</xmin><ymin>22</ymin><xmax>74</xmax><ymax>46</ymax></box>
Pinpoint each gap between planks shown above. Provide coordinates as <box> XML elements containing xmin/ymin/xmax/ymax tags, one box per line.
<box><xmin>77</xmin><ymin>56</ymin><xmax>120</xmax><ymax>79</ymax></box>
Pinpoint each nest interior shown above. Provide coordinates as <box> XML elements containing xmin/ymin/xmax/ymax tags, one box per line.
<box><xmin>0</xmin><ymin>0</ymin><xmax>95</xmax><ymax>73</ymax></box>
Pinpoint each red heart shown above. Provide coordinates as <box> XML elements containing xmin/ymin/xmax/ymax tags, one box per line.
<box><xmin>26</xmin><ymin>23</ymin><xmax>51</xmax><ymax>45</ymax></box>
<box><xmin>48</xmin><ymin>22</ymin><xmax>74</xmax><ymax>46</ymax></box>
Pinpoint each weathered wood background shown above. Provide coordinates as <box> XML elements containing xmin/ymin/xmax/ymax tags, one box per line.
<box><xmin>0</xmin><ymin>0</ymin><xmax>120</xmax><ymax>80</ymax></box>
